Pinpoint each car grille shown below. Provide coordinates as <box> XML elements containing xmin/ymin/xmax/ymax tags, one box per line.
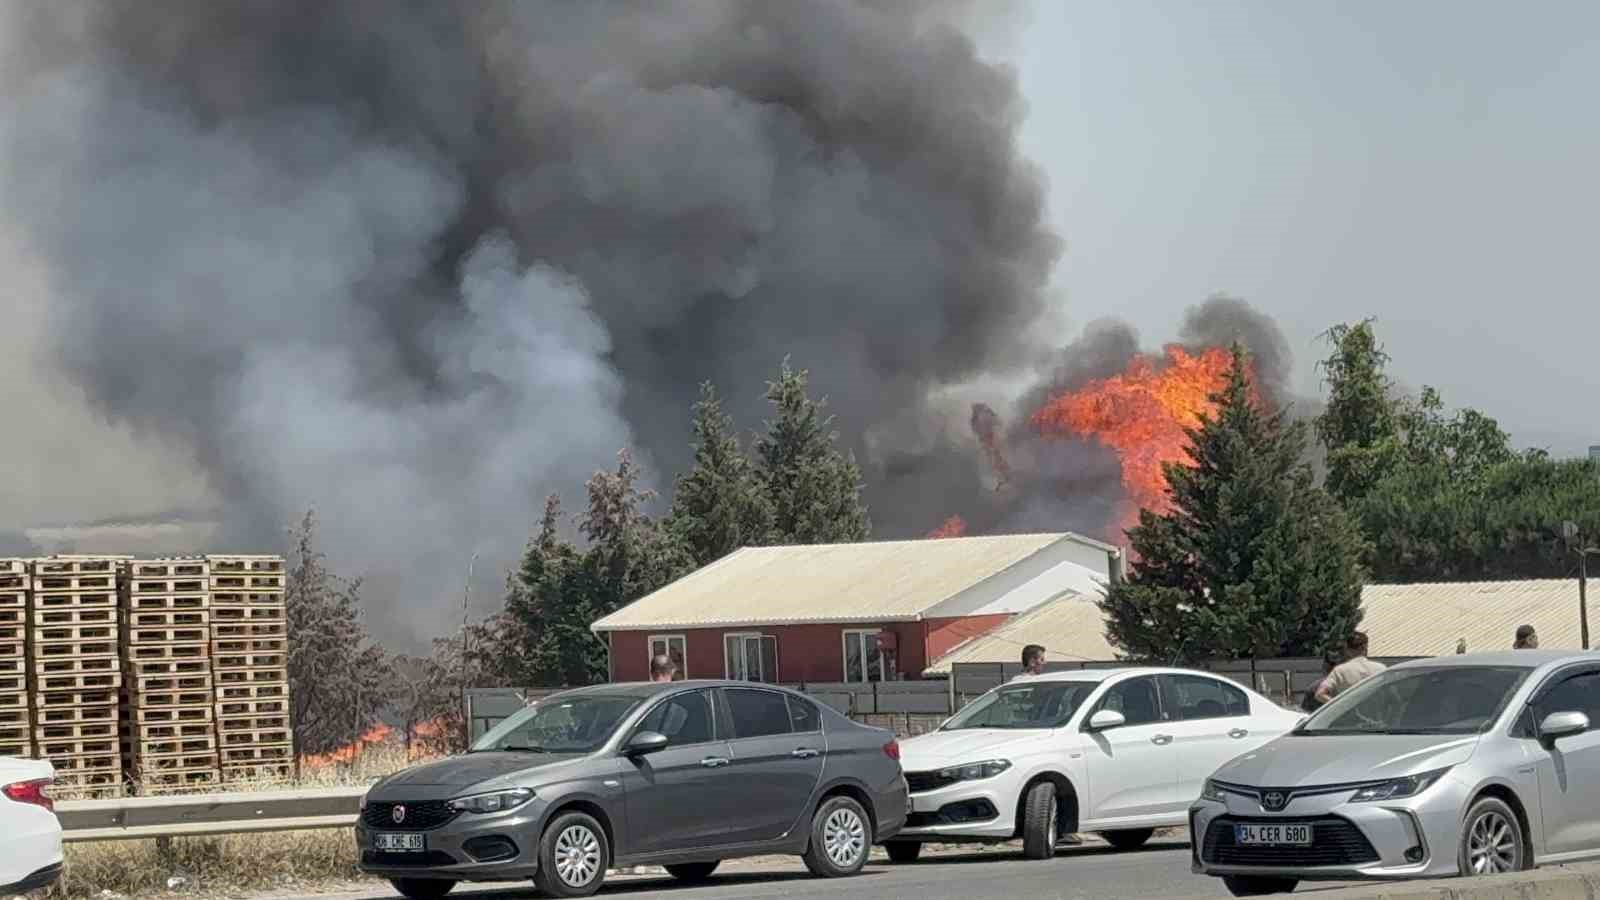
<box><xmin>1203</xmin><ymin>816</ymin><xmax>1380</xmax><ymax>867</ymax></box>
<box><xmin>362</xmin><ymin>850</ymin><xmax>457</xmax><ymax>867</ymax></box>
<box><xmin>905</xmin><ymin>771</ymin><xmax>958</xmax><ymax>794</ymax></box>
<box><xmin>360</xmin><ymin>801</ymin><xmax>459</xmax><ymax>831</ymax></box>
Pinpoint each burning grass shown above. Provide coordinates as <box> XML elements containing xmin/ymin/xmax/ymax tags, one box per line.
<box><xmin>46</xmin><ymin>745</ymin><xmax>434</xmax><ymax>900</ymax></box>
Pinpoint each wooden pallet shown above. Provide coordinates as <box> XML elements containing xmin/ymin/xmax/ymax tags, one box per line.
<box><xmin>128</xmin><ymin>705</ymin><xmax>212</xmax><ymax>724</ymax></box>
<box><xmin>133</xmin><ymin>752</ymin><xmax>218</xmax><ymax>772</ymax></box>
<box><xmin>123</xmin><ymin>721</ymin><xmax>214</xmax><ymax>741</ymax></box>
<box><xmin>130</xmin><ymin>673</ymin><xmax>212</xmax><ymax>693</ymax></box>
<box><xmin>0</xmin><ymin>607</ymin><xmax>21</xmax><ymax>627</ymax></box>
<box><xmin>36</xmin><ymin>704</ymin><xmax>116</xmax><ymax>725</ymax></box>
<box><xmin>42</xmin><ymin>751</ymin><xmax>121</xmax><ymax>773</ymax></box>
<box><xmin>37</xmin><ymin>656</ymin><xmax>119</xmax><ymax>675</ymax></box>
<box><xmin>216</xmin><ymin>699</ymin><xmax>288</xmax><ymax>717</ymax></box>
<box><xmin>125</xmin><ymin>643</ymin><xmax>208</xmax><ymax>662</ymax></box>
<box><xmin>31</xmin><ymin>592</ymin><xmax>117</xmax><ymax>610</ymax></box>
<box><xmin>130</xmin><ymin>658</ymin><xmax>209</xmax><ymax>676</ymax></box>
<box><xmin>35</xmin><ymin>689</ymin><xmax>118</xmax><ymax>710</ymax></box>
<box><xmin>34</xmin><ymin>574</ymin><xmax>117</xmax><ymax>593</ymax></box>
<box><xmin>209</xmin><ymin>574</ymin><xmax>286</xmax><ymax>592</ymax></box>
<box><xmin>212</xmin><ymin>637</ymin><xmax>287</xmax><ymax>655</ymax></box>
<box><xmin>0</xmin><ymin>624</ymin><xmax>22</xmax><ymax>644</ymax></box>
<box><xmin>40</xmin><ymin>737</ymin><xmax>119</xmax><ymax>757</ymax></box>
<box><xmin>217</xmin><ymin>714</ymin><xmax>290</xmax><ymax>732</ymax></box>
<box><xmin>30</xmin><ymin>640</ymin><xmax>117</xmax><ymax>660</ymax></box>
<box><xmin>33</xmin><ymin>624</ymin><xmax>117</xmax><ymax>643</ymax></box>
<box><xmin>122</xmin><ymin>623</ymin><xmax>209</xmax><ymax>643</ymax></box>
<box><xmin>33</xmin><ymin>606</ymin><xmax>118</xmax><ymax>626</ymax></box>
<box><xmin>220</xmin><ymin>729</ymin><xmax>290</xmax><ymax>747</ymax></box>
<box><xmin>123</xmin><ymin>735</ymin><xmax>216</xmax><ymax>756</ymax></box>
<box><xmin>211</xmin><ymin>605</ymin><xmax>285</xmax><ymax>622</ymax></box>
<box><xmin>128</xmin><ymin>768</ymin><xmax>220</xmax><ymax>791</ymax></box>
<box><xmin>36</xmin><ymin>721</ymin><xmax>117</xmax><ymax>741</ymax></box>
<box><xmin>0</xmin><ymin>590</ymin><xmax>24</xmax><ymax>609</ymax></box>
<box><xmin>125</xmin><ymin>594</ymin><xmax>209</xmax><ymax>612</ymax></box>
<box><xmin>0</xmin><ymin>670</ymin><xmax>22</xmax><ymax>692</ymax></box>
<box><xmin>127</xmin><ymin>689</ymin><xmax>212</xmax><ymax>709</ymax></box>
<box><xmin>0</xmin><ymin>560</ymin><xmax>25</xmax><ymax>576</ymax></box>
<box><xmin>127</xmin><ymin>611</ymin><xmax>210</xmax><ymax>630</ymax></box>
<box><xmin>128</xmin><ymin>559</ymin><xmax>209</xmax><ymax>580</ymax></box>
<box><xmin>213</xmin><ymin>622</ymin><xmax>287</xmax><ymax>640</ymax></box>
<box><xmin>205</xmin><ymin>556</ymin><xmax>284</xmax><ymax>575</ymax></box>
<box><xmin>35</xmin><ymin>671</ymin><xmax>122</xmax><ymax>692</ymax></box>
<box><xmin>219</xmin><ymin>743</ymin><xmax>292</xmax><ymax>764</ymax></box>
<box><xmin>0</xmin><ymin>705</ymin><xmax>28</xmax><ymax>724</ymax></box>
<box><xmin>0</xmin><ymin>643</ymin><xmax>23</xmax><ymax>661</ymax></box>
<box><xmin>33</xmin><ymin>557</ymin><xmax>123</xmax><ymax>576</ymax></box>
<box><xmin>210</xmin><ymin>592</ymin><xmax>285</xmax><ymax>608</ymax></box>
<box><xmin>217</xmin><ymin>682</ymin><xmax>288</xmax><ymax>701</ymax></box>
<box><xmin>49</xmin><ymin>769</ymin><xmax>125</xmax><ymax>796</ymax></box>
<box><xmin>129</xmin><ymin>578</ymin><xmax>208</xmax><ymax>595</ymax></box>
<box><xmin>0</xmin><ymin>691</ymin><xmax>30</xmax><ymax>710</ymax></box>
<box><xmin>221</xmin><ymin>762</ymin><xmax>293</xmax><ymax>783</ymax></box>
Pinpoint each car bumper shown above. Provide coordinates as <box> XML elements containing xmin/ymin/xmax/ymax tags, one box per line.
<box><xmin>355</xmin><ymin>806</ymin><xmax>544</xmax><ymax>882</ymax></box>
<box><xmin>1</xmin><ymin>861</ymin><xmax>64</xmax><ymax>895</ymax></box>
<box><xmin>1190</xmin><ymin>779</ymin><xmax>1469</xmax><ymax>881</ymax></box>
<box><xmin>893</xmin><ymin>777</ymin><xmax>1018</xmax><ymax>841</ymax></box>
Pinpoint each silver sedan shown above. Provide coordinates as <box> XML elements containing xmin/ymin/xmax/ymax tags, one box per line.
<box><xmin>1190</xmin><ymin>651</ymin><xmax>1600</xmax><ymax>896</ymax></box>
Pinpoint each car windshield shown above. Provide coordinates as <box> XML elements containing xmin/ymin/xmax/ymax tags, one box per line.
<box><xmin>471</xmin><ymin>693</ymin><xmax>646</xmax><ymax>754</ymax></box>
<box><xmin>941</xmin><ymin>680</ymin><xmax>1095</xmax><ymax>731</ymax></box>
<box><xmin>1297</xmin><ymin>665</ymin><xmax>1529</xmax><ymax>736</ymax></box>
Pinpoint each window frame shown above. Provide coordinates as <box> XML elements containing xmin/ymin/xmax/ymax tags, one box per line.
<box><xmin>647</xmin><ymin>634</ymin><xmax>688</xmax><ymax>680</ymax></box>
<box><xmin>1158</xmin><ymin>673</ymin><xmax>1251</xmax><ymax>721</ymax></box>
<box><xmin>626</xmin><ymin>687</ymin><xmax>718</xmax><ymax>749</ymax></box>
<box><xmin>1082</xmin><ymin>674</ymin><xmax>1166</xmax><ymax>731</ymax></box>
<box><xmin>719</xmin><ymin>685</ymin><xmax>799</xmax><ymax>742</ymax></box>
<box><xmin>723</xmin><ymin>632</ymin><xmax>779</xmax><ymax>683</ymax></box>
<box><xmin>841</xmin><ymin>628</ymin><xmax>885</xmax><ymax>684</ymax></box>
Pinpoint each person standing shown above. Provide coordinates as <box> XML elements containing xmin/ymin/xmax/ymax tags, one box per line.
<box><xmin>1302</xmin><ymin>649</ymin><xmax>1343</xmax><ymax>713</ymax></box>
<box><xmin>649</xmin><ymin>653</ymin><xmax>678</xmax><ymax>682</ymax></box>
<box><xmin>1314</xmin><ymin>632</ymin><xmax>1385</xmax><ymax>706</ymax></box>
<box><xmin>1513</xmin><ymin>625</ymin><xmax>1538</xmax><ymax>649</ymax></box>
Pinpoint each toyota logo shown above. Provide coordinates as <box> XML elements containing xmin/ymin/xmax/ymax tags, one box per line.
<box><xmin>1260</xmin><ymin>792</ymin><xmax>1288</xmax><ymax>812</ymax></box>
<box><xmin>392</xmin><ymin>804</ymin><xmax>406</xmax><ymax>824</ymax></box>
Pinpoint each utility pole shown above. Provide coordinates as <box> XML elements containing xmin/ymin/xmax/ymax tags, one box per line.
<box><xmin>461</xmin><ymin>551</ymin><xmax>479</xmax><ymax>748</ymax></box>
<box><xmin>1563</xmin><ymin>522</ymin><xmax>1594</xmax><ymax>650</ymax></box>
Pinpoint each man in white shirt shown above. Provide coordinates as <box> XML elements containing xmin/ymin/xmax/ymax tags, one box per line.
<box><xmin>1314</xmin><ymin>631</ymin><xmax>1385</xmax><ymax>706</ymax></box>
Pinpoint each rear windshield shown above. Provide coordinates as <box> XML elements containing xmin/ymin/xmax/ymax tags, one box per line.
<box><xmin>1298</xmin><ymin>666</ymin><xmax>1528</xmax><ymax>736</ymax></box>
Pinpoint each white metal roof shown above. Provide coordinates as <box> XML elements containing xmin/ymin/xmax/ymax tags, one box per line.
<box><xmin>590</xmin><ymin>533</ymin><xmax>1110</xmax><ymax>632</ymax></box>
<box><xmin>923</xmin><ymin>578</ymin><xmax>1595</xmax><ymax>673</ymax></box>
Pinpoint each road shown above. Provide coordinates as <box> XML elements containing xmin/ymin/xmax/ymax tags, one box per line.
<box><xmin>279</xmin><ymin>837</ymin><xmax>1360</xmax><ymax>900</ymax></box>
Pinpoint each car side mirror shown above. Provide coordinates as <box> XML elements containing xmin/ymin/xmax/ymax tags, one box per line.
<box><xmin>1540</xmin><ymin>711</ymin><xmax>1589</xmax><ymax>742</ymax></box>
<box><xmin>624</xmin><ymin>731</ymin><xmax>670</xmax><ymax>756</ymax></box>
<box><xmin>1087</xmin><ymin>709</ymin><xmax>1126</xmax><ymax>731</ymax></box>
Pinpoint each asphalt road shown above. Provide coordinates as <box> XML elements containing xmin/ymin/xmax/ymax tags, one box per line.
<box><xmin>282</xmin><ymin>838</ymin><xmax>1362</xmax><ymax>900</ymax></box>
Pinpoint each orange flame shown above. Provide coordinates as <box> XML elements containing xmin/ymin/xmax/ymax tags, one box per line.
<box><xmin>300</xmin><ymin>723</ymin><xmax>395</xmax><ymax>769</ymax></box>
<box><xmin>926</xmin><ymin>515</ymin><xmax>968</xmax><ymax>539</ymax></box>
<box><xmin>1031</xmin><ymin>345</ymin><xmax>1242</xmax><ymax>537</ymax></box>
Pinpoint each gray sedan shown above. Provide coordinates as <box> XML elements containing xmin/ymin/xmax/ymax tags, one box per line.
<box><xmin>1191</xmin><ymin>651</ymin><xmax>1600</xmax><ymax>896</ymax></box>
<box><xmin>356</xmin><ymin>680</ymin><xmax>908</xmax><ymax>898</ymax></box>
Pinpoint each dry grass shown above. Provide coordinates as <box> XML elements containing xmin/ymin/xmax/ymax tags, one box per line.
<box><xmin>45</xmin><ymin>746</ymin><xmax>435</xmax><ymax>900</ymax></box>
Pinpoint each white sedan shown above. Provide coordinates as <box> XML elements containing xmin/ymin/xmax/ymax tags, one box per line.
<box><xmin>0</xmin><ymin>756</ymin><xmax>63</xmax><ymax>894</ymax></box>
<box><xmin>888</xmin><ymin>667</ymin><xmax>1303</xmax><ymax>861</ymax></box>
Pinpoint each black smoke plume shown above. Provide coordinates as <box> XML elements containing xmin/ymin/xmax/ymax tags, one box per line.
<box><xmin>0</xmin><ymin>1</ymin><xmax>1058</xmax><ymax>644</ymax></box>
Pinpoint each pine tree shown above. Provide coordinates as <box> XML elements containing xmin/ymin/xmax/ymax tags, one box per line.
<box><xmin>667</xmin><ymin>382</ymin><xmax>773</xmax><ymax>565</ymax></box>
<box><xmin>1102</xmin><ymin>346</ymin><xmax>1368</xmax><ymax>663</ymax></box>
<box><xmin>755</xmin><ymin>359</ymin><xmax>870</xmax><ymax>544</ymax></box>
<box><xmin>283</xmin><ymin>511</ymin><xmax>395</xmax><ymax>756</ymax></box>
<box><xmin>1315</xmin><ymin>320</ymin><xmax>1400</xmax><ymax>505</ymax></box>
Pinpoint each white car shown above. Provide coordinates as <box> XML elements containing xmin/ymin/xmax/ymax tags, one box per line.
<box><xmin>0</xmin><ymin>756</ymin><xmax>63</xmax><ymax>894</ymax></box>
<box><xmin>888</xmin><ymin>667</ymin><xmax>1302</xmax><ymax>861</ymax></box>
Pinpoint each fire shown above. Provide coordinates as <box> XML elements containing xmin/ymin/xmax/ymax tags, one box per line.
<box><xmin>1031</xmin><ymin>345</ymin><xmax>1241</xmax><ymax>536</ymax></box>
<box><xmin>301</xmin><ymin>722</ymin><xmax>395</xmax><ymax>769</ymax></box>
<box><xmin>926</xmin><ymin>515</ymin><xmax>967</xmax><ymax>538</ymax></box>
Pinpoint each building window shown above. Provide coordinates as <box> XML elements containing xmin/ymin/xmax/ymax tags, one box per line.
<box><xmin>842</xmin><ymin>629</ymin><xmax>885</xmax><ymax>683</ymax></box>
<box><xmin>648</xmin><ymin>635</ymin><xmax>687</xmax><ymax>680</ymax></box>
<box><xmin>724</xmin><ymin>633</ymin><xmax>778</xmax><ymax>683</ymax></box>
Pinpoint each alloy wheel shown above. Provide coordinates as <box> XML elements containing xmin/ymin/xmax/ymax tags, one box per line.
<box><xmin>1467</xmin><ymin>809</ymin><xmax>1518</xmax><ymax>875</ymax></box>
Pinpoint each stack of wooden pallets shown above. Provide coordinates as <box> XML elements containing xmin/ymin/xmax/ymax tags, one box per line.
<box><xmin>28</xmin><ymin>556</ymin><xmax>124</xmax><ymax>795</ymax></box>
<box><xmin>0</xmin><ymin>560</ymin><xmax>30</xmax><ymax>759</ymax></box>
<box><xmin>120</xmin><ymin>558</ymin><xmax>219</xmax><ymax>791</ymax></box>
<box><xmin>206</xmin><ymin>555</ymin><xmax>292</xmax><ymax>782</ymax></box>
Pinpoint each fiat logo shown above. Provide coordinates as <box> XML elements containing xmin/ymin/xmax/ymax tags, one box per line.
<box><xmin>392</xmin><ymin>804</ymin><xmax>406</xmax><ymax>824</ymax></box>
<box><xmin>1261</xmin><ymin>792</ymin><xmax>1287</xmax><ymax>812</ymax></box>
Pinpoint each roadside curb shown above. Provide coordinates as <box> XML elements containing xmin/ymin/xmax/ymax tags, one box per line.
<box><xmin>1301</xmin><ymin>863</ymin><xmax>1600</xmax><ymax>899</ymax></box>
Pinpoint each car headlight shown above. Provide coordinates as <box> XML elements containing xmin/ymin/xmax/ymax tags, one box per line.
<box><xmin>447</xmin><ymin>787</ymin><xmax>536</xmax><ymax>814</ymax></box>
<box><xmin>1201</xmin><ymin>780</ymin><xmax>1228</xmax><ymax>803</ymax></box>
<box><xmin>938</xmin><ymin>759</ymin><xmax>1011</xmax><ymax>782</ymax></box>
<box><xmin>1349</xmin><ymin>768</ymin><xmax>1450</xmax><ymax>803</ymax></box>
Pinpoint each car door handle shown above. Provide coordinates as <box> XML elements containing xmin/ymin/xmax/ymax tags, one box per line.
<box><xmin>1229</xmin><ymin>728</ymin><xmax>1249</xmax><ymax>739</ymax></box>
<box><xmin>791</xmin><ymin>748</ymin><xmax>820</xmax><ymax>759</ymax></box>
<box><xmin>1151</xmin><ymin>734</ymin><xmax>1172</xmax><ymax>745</ymax></box>
<box><xmin>700</xmin><ymin>757</ymin><xmax>730</xmax><ymax>768</ymax></box>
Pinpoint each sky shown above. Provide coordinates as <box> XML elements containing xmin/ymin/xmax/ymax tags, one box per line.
<box><xmin>2</xmin><ymin>0</ymin><xmax>1596</xmax><ymax>609</ymax></box>
<box><xmin>993</xmin><ymin>0</ymin><xmax>1599</xmax><ymax>455</ymax></box>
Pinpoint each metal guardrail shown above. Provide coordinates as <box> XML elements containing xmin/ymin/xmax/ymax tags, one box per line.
<box><xmin>56</xmin><ymin>786</ymin><xmax>366</xmax><ymax>842</ymax></box>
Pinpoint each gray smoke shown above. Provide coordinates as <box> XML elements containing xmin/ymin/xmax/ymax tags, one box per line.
<box><xmin>0</xmin><ymin>1</ymin><xmax>1057</xmax><ymax>645</ymax></box>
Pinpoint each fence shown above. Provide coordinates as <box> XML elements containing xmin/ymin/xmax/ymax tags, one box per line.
<box><xmin>56</xmin><ymin>786</ymin><xmax>364</xmax><ymax>842</ymax></box>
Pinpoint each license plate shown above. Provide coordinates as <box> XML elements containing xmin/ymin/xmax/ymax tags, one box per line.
<box><xmin>374</xmin><ymin>833</ymin><xmax>425</xmax><ymax>852</ymax></box>
<box><xmin>1234</xmin><ymin>823</ymin><xmax>1312</xmax><ymax>846</ymax></box>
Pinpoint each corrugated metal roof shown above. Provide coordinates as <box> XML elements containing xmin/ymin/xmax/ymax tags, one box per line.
<box><xmin>923</xmin><ymin>594</ymin><xmax>1114</xmax><ymax>674</ymax></box>
<box><xmin>590</xmin><ymin>534</ymin><xmax>1070</xmax><ymax>631</ymax></box>
<box><xmin>1361</xmin><ymin>579</ymin><xmax>1586</xmax><ymax>656</ymax></box>
<box><xmin>923</xmin><ymin>578</ymin><xmax>1593</xmax><ymax>672</ymax></box>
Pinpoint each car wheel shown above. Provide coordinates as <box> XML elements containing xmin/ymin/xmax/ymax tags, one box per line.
<box><xmin>1104</xmin><ymin>828</ymin><xmax>1154</xmax><ymax>851</ymax></box>
<box><xmin>1459</xmin><ymin>796</ymin><xmax>1525</xmax><ymax>876</ymax></box>
<box><xmin>664</xmin><ymin>861</ymin><xmax>720</xmax><ymax>882</ymax></box>
<box><xmin>885</xmin><ymin>841</ymin><xmax>923</xmax><ymax>863</ymax></box>
<box><xmin>802</xmin><ymin>795</ymin><xmax>872</xmax><ymax>878</ymax></box>
<box><xmin>388</xmin><ymin>879</ymin><xmax>455</xmax><ymax>900</ymax></box>
<box><xmin>1221</xmin><ymin>875</ymin><xmax>1298</xmax><ymax>896</ymax></box>
<box><xmin>533</xmin><ymin>811</ymin><xmax>610</xmax><ymax>898</ymax></box>
<box><xmin>1020</xmin><ymin>780</ymin><xmax>1058</xmax><ymax>860</ymax></box>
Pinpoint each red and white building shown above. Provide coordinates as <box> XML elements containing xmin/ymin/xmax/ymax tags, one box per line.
<box><xmin>590</xmin><ymin>533</ymin><xmax>1124</xmax><ymax>684</ymax></box>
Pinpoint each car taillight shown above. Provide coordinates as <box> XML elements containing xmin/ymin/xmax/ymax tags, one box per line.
<box><xmin>883</xmin><ymin>741</ymin><xmax>901</xmax><ymax>761</ymax></box>
<box><xmin>3</xmin><ymin>778</ymin><xmax>54</xmax><ymax>812</ymax></box>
